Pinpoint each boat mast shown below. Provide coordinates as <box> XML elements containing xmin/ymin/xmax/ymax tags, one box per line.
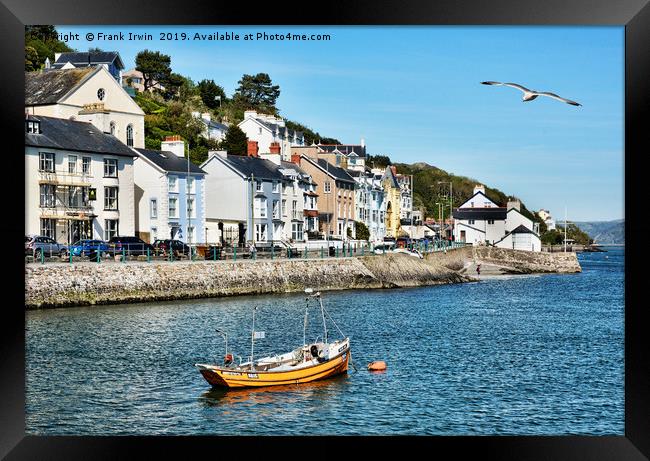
<box><xmin>251</xmin><ymin>307</ymin><xmax>256</xmax><ymax>370</ymax></box>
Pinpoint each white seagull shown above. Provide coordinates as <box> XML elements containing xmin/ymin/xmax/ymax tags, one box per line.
<box><xmin>481</xmin><ymin>81</ymin><xmax>582</xmax><ymax>106</ymax></box>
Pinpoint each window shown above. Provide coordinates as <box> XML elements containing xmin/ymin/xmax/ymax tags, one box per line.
<box><xmin>256</xmin><ymin>181</ymin><xmax>263</xmax><ymax>192</ymax></box>
<box><xmin>292</xmin><ymin>200</ymin><xmax>298</xmax><ymax>220</ymax></box>
<box><xmin>151</xmin><ymin>226</ymin><xmax>158</xmax><ymax>241</ymax></box>
<box><xmin>169</xmin><ymin>197</ymin><xmax>178</xmax><ymax>218</ymax></box>
<box><xmin>104</xmin><ymin>219</ymin><xmax>118</xmax><ymax>241</ymax></box>
<box><xmin>103</xmin><ymin>158</ymin><xmax>117</xmax><ymax>177</ymax></box>
<box><xmin>97</xmin><ymin>88</ymin><xmax>105</xmax><ymax>101</ymax></box>
<box><xmin>255</xmin><ymin>197</ymin><xmax>267</xmax><ymax>218</ymax></box>
<box><xmin>187</xmin><ymin>226</ymin><xmax>194</xmax><ymax>243</ymax></box>
<box><xmin>68</xmin><ymin>186</ymin><xmax>88</xmax><ymax>208</ymax></box>
<box><xmin>150</xmin><ymin>199</ymin><xmax>158</xmax><ymax>219</ymax></box>
<box><xmin>104</xmin><ymin>187</ymin><xmax>118</xmax><ymax>210</ymax></box>
<box><xmin>469</xmin><ymin>219</ymin><xmax>475</xmax><ymax>225</ymax></box>
<box><xmin>292</xmin><ymin>222</ymin><xmax>304</xmax><ymax>241</ymax></box>
<box><xmin>255</xmin><ymin>224</ymin><xmax>267</xmax><ymax>242</ymax></box>
<box><xmin>26</xmin><ymin>120</ymin><xmax>41</xmax><ymax>134</ymax></box>
<box><xmin>40</xmin><ymin>218</ymin><xmax>55</xmax><ymax>239</ymax></box>
<box><xmin>110</xmin><ymin>121</ymin><xmax>116</xmax><ymax>136</ymax></box>
<box><xmin>126</xmin><ymin>124</ymin><xmax>134</xmax><ymax>147</ymax></box>
<box><xmin>187</xmin><ymin>177</ymin><xmax>195</xmax><ymax>194</ymax></box>
<box><xmin>39</xmin><ymin>152</ymin><xmax>55</xmax><ymax>172</ymax></box>
<box><xmin>324</xmin><ymin>182</ymin><xmax>331</xmax><ymax>193</ymax></box>
<box><xmin>272</xmin><ymin>200</ymin><xmax>280</xmax><ymax>219</ymax></box>
<box><xmin>272</xmin><ymin>182</ymin><xmax>280</xmax><ymax>193</ymax></box>
<box><xmin>82</xmin><ymin>157</ymin><xmax>91</xmax><ymax>175</ymax></box>
<box><xmin>282</xmin><ymin>199</ymin><xmax>287</xmax><ymax>217</ymax></box>
<box><xmin>487</xmin><ymin>219</ymin><xmax>495</xmax><ymax>225</ymax></box>
<box><xmin>168</xmin><ymin>176</ymin><xmax>178</xmax><ymax>192</ymax></box>
<box><xmin>68</xmin><ymin>155</ymin><xmax>77</xmax><ymax>174</ymax></box>
<box><xmin>187</xmin><ymin>197</ymin><xmax>195</xmax><ymax>218</ymax></box>
<box><xmin>39</xmin><ymin>184</ymin><xmax>56</xmax><ymax>208</ymax></box>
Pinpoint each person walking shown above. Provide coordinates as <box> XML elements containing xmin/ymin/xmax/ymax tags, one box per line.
<box><xmin>476</xmin><ymin>263</ymin><xmax>481</xmax><ymax>278</ymax></box>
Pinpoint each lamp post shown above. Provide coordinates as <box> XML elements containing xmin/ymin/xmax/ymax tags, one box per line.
<box><xmin>437</xmin><ymin>181</ymin><xmax>453</xmax><ymax>240</ymax></box>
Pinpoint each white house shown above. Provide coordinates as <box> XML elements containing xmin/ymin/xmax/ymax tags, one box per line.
<box><xmin>238</xmin><ymin>110</ymin><xmax>305</xmax><ymax>161</ymax></box>
<box><xmin>192</xmin><ymin>111</ymin><xmax>228</xmax><ymax>142</ymax></box>
<box><xmin>494</xmin><ymin>225</ymin><xmax>542</xmax><ymax>251</ymax></box>
<box><xmin>453</xmin><ymin>185</ymin><xmax>507</xmax><ymax>245</ymax></box>
<box><xmin>25</xmin><ymin>115</ymin><xmax>136</xmax><ymax>244</ymax></box>
<box><xmin>537</xmin><ymin>209</ymin><xmax>556</xmax><ymax>230</ymax></box>
<box><xmin>26</xmin><ymin>65</ymin><xmax>145</xmax><ymax>149</ymax></box>
<box><xmin>350</xmin><ymin>169</ymin><xmax>386</xmax><ymax>243</ymax></box>
<box><xmin>52</xmin><ymin>51</ymin><xmax>124</xmax><ymax>82</ymax></box>
<box><xmin>133</xmin><ymin>136</ymin><xmax>206</xmax><ymax>244</ymax></box>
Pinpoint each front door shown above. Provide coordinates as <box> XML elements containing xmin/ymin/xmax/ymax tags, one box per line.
<box><xmin>460</xmin><ymin>230</ymin><xmax>466</xmax><ymax>242</ymax></box>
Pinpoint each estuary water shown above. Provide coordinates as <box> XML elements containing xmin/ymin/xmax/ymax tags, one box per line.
<box><xmin>25</xmin><ymin>248</ymin><xmax>624</xmax><ymax>435</ymax></box>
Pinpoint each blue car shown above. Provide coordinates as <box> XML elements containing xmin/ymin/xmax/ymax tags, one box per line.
<box><xmin>69</xmin><ymin>239</ymin><xmax>110</xmax><ymax>257</ymax></box>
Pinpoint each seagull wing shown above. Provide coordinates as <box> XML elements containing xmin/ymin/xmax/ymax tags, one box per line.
<box><xmin>537</xmin><ymin>91</ymin><xmax>582</xmax><ymax>106</ymax></box>
<box><xmin>481</xmin><ymin>81</ymin><xmax>531</xmax><ymax>94</ymax></box>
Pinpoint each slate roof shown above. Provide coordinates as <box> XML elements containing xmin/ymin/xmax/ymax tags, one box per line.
<box><xmin>25</xmin><ymin>115</ymin><xmax>136</xmax><ymax>157</ymax></box>
<box><xmin>279</xmin><ymin>160</ymin><xmax>314</xmax><ymax>185</ymax></box>
<box><xmin>509</xmin><ymin>224</ymin><xmax>537</xmax><ymax>234</ymax></box>
<box><xmin>52</xmin><ymin>51</ymin><xmax>124</xmax><ymax>70</ymax></box>
<box><xmin>135</xmin><ymin>148</ymin><xmax>206</xmax><ymax>174</ymax></box>
<box><xmin>222</xmin><ymin>155</ymin><xmax>286</xmax><ymax>181</ymax></box>
<box><xmin>319</xmin><ymin>144</ymin><xmax>366</xmax><ymax>158</ymax></box>
<box><xmin>453</xmin><ymin>207</ymin><xmax>508</xmax><ymax>220</ymax></box>
<box><xmin>257</xmin><ymin>121</ymin><xmax>303</xmax><ymax>139</ymax></box>
<box><xmin>25</xmin><ymin>67</ymin><xmax>96</xmax><ymax>105</ymax></box>
<box><xmin>311</xmin><ymin>158</ymin><xmax>355</xmax><ymax>183</ymax></box>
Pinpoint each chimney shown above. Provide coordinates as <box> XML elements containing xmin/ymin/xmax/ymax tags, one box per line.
<box><xmin>291</xmin><ymin>153</ymin><xmax>301</xmax><ymax>165</ymax></box>
<box><xmin>260</xmin><ymin>152</ymin><xmax>281</xmax><ymax>165</ymax></box>
<box><xmin>473</xmin><ymin>184</ymin><xmax>485</xmax><ymax>195</ymax></box>
<box><xmin>244</xmin><ymin>110</ymin><xmax>258</xmax><ymax>120</ymax></box>
<box><xmin>247</xmin><ymin>140</ymin><xmax>259</xmax><ymax>157</ymax></box>
<box><xmin>269</xmin><ymin>142</ymin><xmax>281</xmax><ymax>154</ymax></box>
<box><xmin>507</xmin><ymin>199</ymin><xmax>521</xmax><ymax>212</ymax></box>
<box><xmin>161</xmin><ymin>135</ymin><xmax>186</xmax><ymax>158</ymax></box>
<box><xmin>201</xmin><ymin>112</ymin><xmax>211</xmax><ymax>123</ymax></box>
<box><xmin>361</xmin><ymin>137</ymin><xmax>365</xmax><ymax>148</ymax></box>
<box><xmin>209</xmin><ymin>150</ymin><xmax>228</xmax><ymax>159</ymax></box>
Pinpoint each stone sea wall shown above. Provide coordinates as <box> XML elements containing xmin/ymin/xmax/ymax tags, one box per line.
<box><xmin>25</xmin><ymin>255</ymin><xmax>468</xmax><ymax>309</ymax></box>
<box><xmin>25</xmin><ymin>247</ymin><xmax>581</xmax><ymax>309</ymax></box>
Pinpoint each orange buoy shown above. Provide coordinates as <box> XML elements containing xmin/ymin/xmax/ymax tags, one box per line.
<box><xmin>367</xmin><ymin>361</ymin><xmax>387</xmax><ymax>371</ymax></box>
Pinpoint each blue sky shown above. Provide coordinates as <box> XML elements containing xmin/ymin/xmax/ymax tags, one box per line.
<box><xmin>57</xmin><ymin>26</ymin><xmax>624</xmax><ymax>221</ymax></box>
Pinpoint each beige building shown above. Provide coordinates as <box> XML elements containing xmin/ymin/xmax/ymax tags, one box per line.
<box><xmin>121</xmin><ymin>68</ymin><xmax>165</xmax><ymax>93</ymax></box>
<box><xmin>25</xmin><ymin>65</ymin><xmax>145</xmax><ymax>149</ymax></box>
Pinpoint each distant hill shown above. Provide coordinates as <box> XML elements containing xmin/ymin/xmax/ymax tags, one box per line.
<box><xmin>574</xmin><ymin>219</ymin><xmax>624</xmax><ymax>244</ymax></box>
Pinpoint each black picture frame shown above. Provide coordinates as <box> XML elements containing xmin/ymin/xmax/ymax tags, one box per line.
<box><xmin>2</xmin><ymin>0</ymin><xmax>648</xmax><ymax>458</ymax></box>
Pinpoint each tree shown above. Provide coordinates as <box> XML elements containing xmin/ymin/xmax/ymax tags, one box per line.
<box><xmin>88</xmin><ymin>47</ymin><xmax>104</xmax><ymax>53</ymax></box>
<box><xmin>221</xmin><ymin>125</ymin><xmax>248</xmax><ymax>155</ymax></box>
<box><xmin>233</xmin><ymin>73</ymin><xmax>280</xmax><ymax>113</ymax></box>
<box><xmin>355</xmin><ymin>221</ymin><xmax>370</xmax><ymax>241</ymax></box>
<box><xmin>25</xmin><ymin>46</ymin><xmax>40</xmax><ymax>71</ymax></box>
<box><xmin>198</xmin><ymin>79</ymin><xmax>226</xmax><ymax>109</ymax></box>
<box><xmin>135</xmin><ymin>50</ymin><xmax>172</xmax><ymax>92</ymax></box>
<box><xmin>161</xmin><ymin>72</ymin><xmax>187</xmax><ymax>100</ymax></box>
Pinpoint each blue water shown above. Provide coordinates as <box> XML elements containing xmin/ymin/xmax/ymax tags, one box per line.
<box><xmin>25</xmin><ymin>248</ymin><xmax>624</xmax><ymax>435</ymax></box>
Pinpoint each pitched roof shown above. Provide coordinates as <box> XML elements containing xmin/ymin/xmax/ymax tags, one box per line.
<box><xmin>452</xmin><ymin>207</ymin><xmax>508</xmax><ymax>220</ymax></box>
<box><xmin>318</xmin><ymin>144</ymin><xmax>366</xmax><ymax>158</ymax></box>
<box><xmin>25</xmin><ymin>67</ymin><xmax>96</xmax><ymax>105</ymax></box>
<box><xmin>221</xmin><ymin>155</ymin><xmax>286</xmax><ymax>181</ymax></box>
<box><xmin>510</xmin><ymin>224</ymin><xmax>537</xmax><ymax>235</ymax></box>
<box><xmin>25</xmin><ymin>115</ymin><xmax>135</xmax><ymax>157</ymax></box>
<box><xmin>309</xmin><ymin>158</ymin><xmax>355</xmax><ymax>183</ymax></box>
<box><xmin>52</xmin><ymin>51</ymin><xmax>124</xmax><ymax>70</ymax></box>
<box><xmin>135</xmin><ymin>148</ymin><xmax>206</xmax><ymax>174</ymax></box>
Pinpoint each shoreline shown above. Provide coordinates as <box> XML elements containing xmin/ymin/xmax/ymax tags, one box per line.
<box><xmin>25</xmin><ymin>247</ymin><xmax>582</xmax><ymax>310</ymax></box>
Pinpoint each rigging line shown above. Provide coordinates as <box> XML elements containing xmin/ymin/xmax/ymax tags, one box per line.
<box><xmin>323</xmin><ymin>305</ymin><xmax>346</xmax><ymax>338</ymax></box>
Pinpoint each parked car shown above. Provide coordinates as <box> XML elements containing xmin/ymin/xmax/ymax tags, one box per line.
<box><xmin>69</xmin><ymin>239</ymin><xmax>110</xmax><ymax>258</ymax></box>
<box><xmin>152</xmin><ymin>239</ymin><xmax>191</xmax><ymax>257</ymax></box>
<box><xmin>25</xmin><ymin>235</ymin><xmax>68</xmax><ymax>258</ymax></box>
<box><xmin>108</xmin><ymin>236</ymin><xmax>154</xmax><ymax>256</ymax></box>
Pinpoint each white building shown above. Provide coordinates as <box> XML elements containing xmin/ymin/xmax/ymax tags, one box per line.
<box><xmin>453</xmin><ymin>185</ymin><xmax>507</xmax><ymax>245</ymax></box>
<box><xmin>25</xmin><ymin>115</ymin><xmax>136</xmax><ymax>244</ymax></box>
<box><xmin>192</xmin><ymin>111</ymin><xmax>228</xmax><ymax>142</ymax></box>
<box><xmin>238</xmin><ymin>110</ymin><xmax>305</xmax><ymax>161</ymax></box>
<box><xmin>26</xmin><ymin>65</ymin><xmax>146</xmax><ymax>149</ymax></box>
<box><xmin>133</xmin><ymin>136</ymin><xmax>207</xmax><ymax>244</ymax></box>
<box><xmin>537</xmin><ymin>209</ymin><xmax>556</xmax><ymax>230</ymax></box>
<box><xmin>396</xmin><ymin>173</ymin><xmax>413</xmax><ymax>223</ymax></box>
<box><xmin>350</xmin><ymin>169</ymin><xmax>386</xmax><ymax>243</ymax></box>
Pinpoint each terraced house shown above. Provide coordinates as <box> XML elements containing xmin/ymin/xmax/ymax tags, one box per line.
<box><xmin>133</xmin><ymin>136</ymin><xmax>206</xmax><ymax>244</ymax></box>
<box><xmin>25</xmin><ymin>115</ymin><xmax>135</xmax><ymax>244</ymax></box>
<box><xmin>349</xmin><ymin>169</ymin><xmax>386</xmax><ymax>243</ymax></box>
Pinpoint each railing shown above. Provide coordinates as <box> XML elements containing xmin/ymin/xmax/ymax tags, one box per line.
<box><xmin>25</xmin><ymin>240</ymin><xmax>468</xmax><ymax>265</ymax></box>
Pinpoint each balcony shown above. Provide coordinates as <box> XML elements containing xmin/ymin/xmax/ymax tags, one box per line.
<box><xmin>38</xmin><ymin>170</ymin><xmax>92</xmax><ymax>187</ymax></box>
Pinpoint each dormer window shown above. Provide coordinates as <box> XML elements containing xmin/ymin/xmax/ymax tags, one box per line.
<box><xmin>26</xmin><ymin>120</ymin><xmax>41</xmax><ymax>134</ymax></box>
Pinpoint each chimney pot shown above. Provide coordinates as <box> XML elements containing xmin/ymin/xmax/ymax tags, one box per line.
<box><xmin>269</xmin><ymin>142</ymin><xmax>281</xmax><ymax>154</ymax></box>
<box><xmin>247</xmin><ymin>140</ymin><xmax>259</xmax><ymax>157</ymax></box>
<box><xmin>291</xmin><ymin>154</ymin><xmax>301</xmax><ymax>165</ymax></box>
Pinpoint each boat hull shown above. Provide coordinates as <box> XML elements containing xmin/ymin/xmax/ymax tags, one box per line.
<box><xmin>197</xmin><ymin>350</ymin><xmax>350</xmax><ymax>388</ymax></box>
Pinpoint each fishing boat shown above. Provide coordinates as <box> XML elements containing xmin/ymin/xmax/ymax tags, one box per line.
<box><xmin>195</xmin><ymin>289</ymin><xmax>351</xmax><ymax>388</ymax></box>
